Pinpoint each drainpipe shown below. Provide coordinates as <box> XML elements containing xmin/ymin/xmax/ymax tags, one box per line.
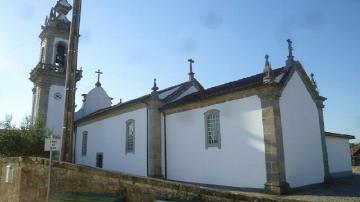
<box><xmin>163</xmin><ymin>112</ymin><xmax>167</xmax><ymax>179</ymax></box>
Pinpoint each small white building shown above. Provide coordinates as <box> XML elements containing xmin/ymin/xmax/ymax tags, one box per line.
<box><xmin>29</xmin><ymin>0</ymin><xmax>355</xmax><ymax>194</ymax></box>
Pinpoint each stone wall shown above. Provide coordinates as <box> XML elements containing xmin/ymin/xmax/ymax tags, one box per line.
<box><xmin>0</xmin><ymin>158</ymin><xmax>22</xmax><ymax>202</ymax></box>
<box><xmin>353</xmin><ymin>166</ymin><xmax>360</xmax><ymax>174</ymax></box>
<box><xmin>0</xmin><ymin>157</ymin><xmax>290</xmax><ymax>202</ymax></box>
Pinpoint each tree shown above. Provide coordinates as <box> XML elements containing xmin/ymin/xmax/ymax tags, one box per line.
<box><xmin>0</xmin><ymin>115</ymin><xmax>51</xmax><ymax>158</ymax></box>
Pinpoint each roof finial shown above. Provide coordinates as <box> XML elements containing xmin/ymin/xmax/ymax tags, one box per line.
<box><xmin>188</xmin><ymin>58</ymin><xmax>195</xmax><ymax>81</ymax></box>
<box><xmin>81</xmin><ymin>94</ymin><xmax>87</xmax><ymax>102</ymax></box>
<box><xmin>310</xmin><ymin>73</ymin><xmax>319</xmax><ymax>93</ymax></box>
<box><xmin>286</xmin><ymin>39</ymin><xmax>294</xmax><ymax>65</ymax></box>
<box><xmin>263</xmin><ymin>54</ymin><xmax>273</xmax><ymax>83</ymax></box>
<box><xmin>95</xmin><ymin>69</ymin><xmax>103</xmax><ymax>87</ymax></box>
<box><xmin>151</xmin><ymin>78</ymin><xmax>159</xmax><ymax>93</ymax></box>
<box><xmin>265</xmin><ymin>54</ymin><xmax>270</xmax><ymax>69</ymax></box>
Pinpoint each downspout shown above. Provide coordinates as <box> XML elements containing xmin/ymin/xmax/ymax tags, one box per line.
<box><xmin>142</xmin><ymin>101</ymin><xmax>149</xmax><ymax>177</ymax></box>
<box><xmin>73</xmin><ymin>126</ymin><xmax>77</xmax><ymax>163</ymax></box>
<box><xmin>163</xmin><ymin>112</ymin><xmax>167</xmax><ymax>179</ymax></box>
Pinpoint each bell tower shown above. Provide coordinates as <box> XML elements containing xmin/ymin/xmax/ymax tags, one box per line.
<box><xmin>30</xmin><ymin>0</ymin><xmax>82</xmax><ymax>136</ymax></box>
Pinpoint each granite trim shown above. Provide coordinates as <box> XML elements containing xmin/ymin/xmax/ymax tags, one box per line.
<box><xmin>258</xmin><ymin>86</ymin><xmax>289</xmax><ymax>194</ymax></box>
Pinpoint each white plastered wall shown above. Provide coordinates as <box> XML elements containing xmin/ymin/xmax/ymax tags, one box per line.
<box><xmin>280</xmin><ymin>71</ymin><xmax>324</xmax><ymax>188</ymax></box>
<box><xmin>326</xmin><ymin>136</ymin><xmax>352</xmax><ymax>174</ymax></box>
<box><xmin>46</xmin><ymin>85</ymin><xmax>65</xmax><ymax>137</ymax></box>
<box><xmin>165</xmin><ymin>96</ymin><xmax>266</xmax><ymax>188</ymax></box>
<box><xmin>75</xmin><ymin>107</ymin><xmax>147</xmax><ymax>176</ymax></box>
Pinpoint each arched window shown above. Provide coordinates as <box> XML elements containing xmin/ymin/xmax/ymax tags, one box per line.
<box><xmin>81</xmin><ymin>131</ymin><xmax>88</xmax><ymax>156</ymax></box>
<box><xmin>55</xmin><ymin>43</ymin><xmax>67</xmax><ymax>67</ymax></box>
<box><xmin>204</xmin><ymin>109</ymin><xmax>221</xmax><ymax>149</ymax></box>
<box><xmin>126</xmin><ymin>119</ymin><xmax>135</xmax><ymax>154</ymax></box>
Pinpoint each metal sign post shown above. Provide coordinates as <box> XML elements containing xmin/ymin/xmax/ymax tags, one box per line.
<box><xmin>44</xmin><ymin>136</ymin><xmax>61</xmax><ymax>202</ymax></box>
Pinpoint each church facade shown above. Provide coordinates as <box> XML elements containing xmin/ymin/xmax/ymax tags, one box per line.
<box><xmin>30</xmin><ymin>0</ymin><xmax>354</xmax><ymax>194</ymax></box>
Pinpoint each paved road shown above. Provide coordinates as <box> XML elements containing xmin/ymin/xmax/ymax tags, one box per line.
<box><xmin>225</xmin><ymin>174</ymin><xmax>360</xmax><ymax>202</ymax></box>
<box><xmin>280</xmin><ymin>174</ymin><xmax>360</xmax><ymax>202</ymax></box>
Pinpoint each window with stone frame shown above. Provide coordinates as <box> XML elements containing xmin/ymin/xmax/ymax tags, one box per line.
<box><xmin>204</xmin><ymin>109</ymin><xmax>221</xmax><ymax>149</ymax></box>
<box><xmin>81</xmin><ymin>131</ymin><xmax>88</xmax><ymax>156</ymax></box>
<box><xmin>96</xmin><ymin>152</ymin><xmax>103</xmax><ymax>168</ymax></box>
<box><xmin>126</xmin><ymin>119</ymin><xmax>135</xmax><ymax>154</ymax></box>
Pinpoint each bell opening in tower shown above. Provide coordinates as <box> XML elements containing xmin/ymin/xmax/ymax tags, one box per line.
<box><xmin>55</xmin><ymin>43</ymin><xmax>67</xmax><ymax>67</ymax></box>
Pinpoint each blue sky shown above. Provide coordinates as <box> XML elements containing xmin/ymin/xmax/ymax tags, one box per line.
<box><xmin>0</xmin><ymin>0</ymin><xmax>359</xmax><ymax>141</ymax></box>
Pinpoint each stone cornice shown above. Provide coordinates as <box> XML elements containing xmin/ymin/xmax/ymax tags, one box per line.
<box><xmin>39</xmin><ymin>26</ymin><xmax>70</xmax><ymax>40</ymax></box>
<box><xmin>30</xmin><ymin>63</ymin><xmax>82</xmax><ymax>86</ymax></box>
<box><xmin>30</xmin><ymin>67</ymin><xmax>66</xmax><ymax>86</ymax></box>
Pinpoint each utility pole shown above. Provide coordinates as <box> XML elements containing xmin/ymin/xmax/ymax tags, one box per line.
<box><xmin>60</xmin><ymin>0</ymin><xmax>82</xmax><ymax>162</ymax></box>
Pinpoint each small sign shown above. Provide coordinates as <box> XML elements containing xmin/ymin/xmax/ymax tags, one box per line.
<box><xmin>44</xmin><ymin>137</ymin><xmax>61</xmax><ymax>151</ymax></box>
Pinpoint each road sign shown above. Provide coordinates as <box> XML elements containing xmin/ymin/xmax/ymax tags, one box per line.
<box><xmin>44</xmin><ymin>137</ymin><xmax>61</xmax><ymax>151</ymax></box>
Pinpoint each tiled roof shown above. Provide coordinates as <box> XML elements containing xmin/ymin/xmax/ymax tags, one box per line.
<box><xmin>75</xmin><ymin>79</ymin><xmax>202</xmax><ymax>124</ymax></box>
<box><xmin>160</xmin><ymin>67</ymin><xmax>289</xmax><ymax>110</ymax></box>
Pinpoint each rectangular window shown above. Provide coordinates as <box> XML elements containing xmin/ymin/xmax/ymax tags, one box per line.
<box><xmin>204</xmin><ymin>109</ymin><xmax>221</xmax><ymax>149</ymax></box>
<box><xmin>81</xmin><ymin>131</ymin><xmax>88</xmax><ymax>156</ymax></box>
<box><xmin>96</xmin><ymin>152</ymin><xmax>103</xmax><ymax>168</ymax></box>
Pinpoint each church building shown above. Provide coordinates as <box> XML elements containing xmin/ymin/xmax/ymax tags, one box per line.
<box><xmin>30</xmin><ymin>0</ymin><xmax>354</xmax><ymax>194</ymax></box>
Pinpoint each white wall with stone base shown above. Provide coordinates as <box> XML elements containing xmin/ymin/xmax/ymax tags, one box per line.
<box><xmin>326</xmin><ymin>136</ymin><xmax>352</xmax><ymax>177</ymax></box>
<box><xmin>164</xmin><ymin>96</ymin><xmax>267</xmax><ymax>188</ymax></box>
<box><xmin>75</xmin><ymin>107</ymin><xmax>147</xmax><ymax>176</ymax></box>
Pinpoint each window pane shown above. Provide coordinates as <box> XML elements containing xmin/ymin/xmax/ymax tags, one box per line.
<box><xmin>205</xmin><ymin>110</ymin><xmax>220</xmax><ymax>147</ymax></box>
<box><xmin>126</xmin><ymin>120</ymin><xmax>135</xmax><ymax>153</ymax></box>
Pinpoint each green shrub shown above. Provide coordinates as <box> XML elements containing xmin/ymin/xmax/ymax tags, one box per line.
<box><xmin>0</xmin><ymin>115</ymin><xmax>51</xmax><ymax>158</ymax></box>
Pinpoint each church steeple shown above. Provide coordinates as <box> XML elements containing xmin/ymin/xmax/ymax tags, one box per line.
<box><xmin>29</xmin><ymin>0</ymin><xmax>82</xmax><ymax>134</ymax></box>
<box><xmin>39</xmin><ymin>0</ymin><xmax>72</xmax><ymax>68</ymax></box>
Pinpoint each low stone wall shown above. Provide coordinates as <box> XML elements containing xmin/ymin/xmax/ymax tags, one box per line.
<box><xmin>0</xmin><ymin>157</ymin><xmax>293</xmax><ymax>202</ymax></box>
<box><xmin>353</xmin><ymin>166</ymin><xmax>360</xmax><ymax>174</ymax></box>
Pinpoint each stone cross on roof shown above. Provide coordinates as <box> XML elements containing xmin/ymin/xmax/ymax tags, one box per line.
<box><xmin>95</xmin><ymin>69</ymin><xmax>103</xmax><ymax>87</ymax></box>
<box><xmin>188</xmin><ymin>58</ymin><xmax>195</xmax><ymax>81</ymax></box>
<box><xmin>151</xmin><ymin>78</ymin><xmax>159</xmax><ymax>93</ymax></box>
<box><xmin>287</xmin><ymin>39</ymin><xmax>294</xmax><ymax>59</ymax></box>
<box><xmin>286</xmin><ymin>39</ymin><xmax>295</xmax><ymax>66</ymax></box>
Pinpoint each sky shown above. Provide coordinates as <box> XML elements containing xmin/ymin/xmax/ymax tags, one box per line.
<box><xmin>0</xmin><ymin>0</ymin><xmax>359</xmax><ymax>141</ymax></box>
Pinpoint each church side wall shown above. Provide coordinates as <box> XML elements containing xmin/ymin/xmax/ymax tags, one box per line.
<box><xmin>46</xmin><ymin>84</ymin><xmax>65</xmax><ymax>137</ymax></box>
<box><xmin>326</xmin><ymin>136</ymin><xmax>352</xmax><ymax>176</ymax></box>
<box><xmin>280</xmin><ymin>71</ymin><xmax>324</xmax><ymax>188</ymax></box>
<box><xmin>75</xmin><ymin>107</ymin><xmax>147</xmax><ymax>176</ymax></box>
<box><xmin>165</xmin><ymin>96</ymin><xmax>266</xmax><ymax>188</ymax></box>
